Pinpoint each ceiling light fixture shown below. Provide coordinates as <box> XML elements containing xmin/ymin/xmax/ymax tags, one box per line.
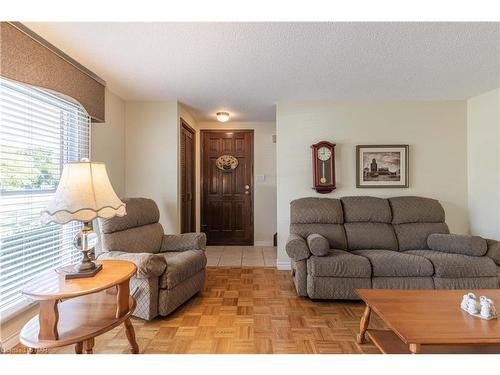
<box><xmin>216</xmin><ymin>112</ymin><xmax>230</xmax><ymax>122</ymax></box>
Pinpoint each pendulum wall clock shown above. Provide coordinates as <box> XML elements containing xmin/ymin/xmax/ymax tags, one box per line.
<box><xmin>311</xmin><ymin>141</ymin><xmax>336</xmax><ymax>193</ymax></box>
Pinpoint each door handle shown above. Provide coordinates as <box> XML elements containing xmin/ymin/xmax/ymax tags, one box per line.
<box><xmin>244</xmin><ymin>185</ymin><xmax>250</xmax><ymax>190</ymax></box>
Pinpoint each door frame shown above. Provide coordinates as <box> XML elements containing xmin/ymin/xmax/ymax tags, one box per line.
<box><xmin>200</xmin><ymin>129</ymin><xmax>254</xmax><ymax>245</ymax></box>
<box><xmin>180</xmin><ymin>118</ymin><xmax>196</xmax><ymax>233</ymax></box>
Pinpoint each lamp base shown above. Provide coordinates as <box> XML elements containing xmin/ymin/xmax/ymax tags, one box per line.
<box><xmin>57</xmin><ymin>263</ymin><xmax>103</xmax><ymax>279</ymax></box>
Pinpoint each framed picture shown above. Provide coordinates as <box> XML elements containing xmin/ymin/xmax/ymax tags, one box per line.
<box><xmin>356</xmin><ymin>145</ymin><xmax>409</xmax><ymax>188</ymax></box>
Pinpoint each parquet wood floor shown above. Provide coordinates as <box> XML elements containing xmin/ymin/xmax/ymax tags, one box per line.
<box><xmin>17</xmin><ymin>267</ymin><xmax>386</xmax><ymax>354</ymax></box>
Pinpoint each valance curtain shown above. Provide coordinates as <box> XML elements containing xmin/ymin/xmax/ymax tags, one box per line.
<box><xmin>0</xmin><ymin>22</ymin><xmax>106</xmax><ymax>122</ymax></box>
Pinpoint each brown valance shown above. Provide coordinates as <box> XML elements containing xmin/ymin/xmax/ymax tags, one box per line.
<box><xmin>0</xmin><ymin>22</ymin><xmax>106</xmax><ymax>122</ymax></box>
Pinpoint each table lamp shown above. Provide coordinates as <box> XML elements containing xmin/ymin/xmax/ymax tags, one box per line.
<box><xmin>41</xmin><ymin>159</ymin><xmax>126</xmax><ymax>279</ymax></box>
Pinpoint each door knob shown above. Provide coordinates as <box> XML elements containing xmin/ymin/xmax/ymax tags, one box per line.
<box><xmin>244</xmin><ymin>185</ymin><xmax>250</xmax><ymax>190</ymax></box>
<box><xmin>245</xmin><ymin>191</ymin><xmax>249</xmax><ymax>195</ymax></box>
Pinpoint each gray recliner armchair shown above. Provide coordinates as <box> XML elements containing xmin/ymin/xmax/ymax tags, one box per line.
<box><xmin>96</xmin><ymin>197</ymin><xmax>207</xmax><ymax>320</ymax></box>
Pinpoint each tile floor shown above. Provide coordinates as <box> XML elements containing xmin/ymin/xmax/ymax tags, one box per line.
<box><xmin>205</xmin><ymin>246</ymin><xmax>277</xmax><ymax>267</ymax></box>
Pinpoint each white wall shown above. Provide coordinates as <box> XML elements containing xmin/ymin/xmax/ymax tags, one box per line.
<box><xmin>467</xmin><ymin>88</ymin><xmax>500</xmax><ymax>240</ymax></box>
<box><xmin>276</xmin><ymin>101</ymin><xmax>468</xmax><ymax>268</ymax></box>
<box><xmin>195</xmin><ymin>122</ymin><xmax>277</xmax><ymax>245</ymax></box>
<box><xmin>125</xmin><ymin>101</ymin><xmax>180</xmax><ymax>233</ymax></box>
<box><xmin>91</xmin><ymin>88</ymin><xmax>126</xmax><ymax>196</ymax></box>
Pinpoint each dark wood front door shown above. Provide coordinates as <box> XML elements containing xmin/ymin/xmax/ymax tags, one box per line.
<box><xmin>180</xmin><ymin>119</ymin><xmax>195</xmax><ymax>233</ymax></box>
<box><xmin>201</xmin><ymin>130</ymin><xmax>253</xmax><ymax>245</ymax></box>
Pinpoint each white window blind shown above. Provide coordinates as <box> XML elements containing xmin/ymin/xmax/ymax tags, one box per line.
<box><xmin>0</xmin><ymin>78</ymin><xmax>90</xmax><ymax>317</ymax></box>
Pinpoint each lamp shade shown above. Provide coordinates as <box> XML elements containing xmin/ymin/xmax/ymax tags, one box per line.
<box><xmin>41</xmin><ymin>161</ymin><xmax>126</xmax><ymax>224</ymax></box>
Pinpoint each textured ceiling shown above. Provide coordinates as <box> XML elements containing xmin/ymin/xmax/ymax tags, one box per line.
<box><xmin>24</xmin><ymin>22</ymin><xmax>500</xmax><ymax>122</ymax></box>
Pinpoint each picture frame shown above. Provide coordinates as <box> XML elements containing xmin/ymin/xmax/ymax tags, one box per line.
<box><xmin>356</xmin><ymin>144</ymin><xmax>409</xmax><ymax>188</ymax></box>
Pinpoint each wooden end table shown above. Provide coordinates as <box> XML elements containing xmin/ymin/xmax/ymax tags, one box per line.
<box><xmin>20</xmin><ymin>260</ymin><xmax>139</xmax><ymax>354</ymax></box>
<box><xmin>356</xmin><ymin>289</ymin><xmax>500</xmax><ymax>354</ymax></box>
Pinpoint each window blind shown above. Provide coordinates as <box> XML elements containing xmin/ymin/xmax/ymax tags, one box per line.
<box><xmin>0</xmin><ymin>78</ymin><xmax>90</xmax><ymax>318</ymax></box>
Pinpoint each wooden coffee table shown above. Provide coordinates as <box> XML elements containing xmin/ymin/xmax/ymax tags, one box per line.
<box><xmin>356</xmin><ymin>289</ymin><xmax>500</xmax><ymax>354</ymax></box>
<box><xmin>20</xmin><ymin>260</ymin><xmax>139</xmax><ymax>354</ymax></box>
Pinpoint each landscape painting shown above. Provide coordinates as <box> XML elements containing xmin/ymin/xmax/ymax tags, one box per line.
<box><xmin>356</xmin><ymin>145</ymin><xmax>409</xmax><ymax>188</ymax></box>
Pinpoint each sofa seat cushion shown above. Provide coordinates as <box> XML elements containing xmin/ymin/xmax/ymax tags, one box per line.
<box><xmin>159</xmin><ymin>250</ymin><xmax>207</xmax><ymax>289</ymax></box>
<box><xmin>307</xmin><ymin>250</ymin><xmax>371</xmax><ymax>278</ymax></box>
<box><xmin>352</xmin><ymin>250</ymin><xmax>434</xmax><ymax>277</ymax></box>
<box><xmin>405</xmin><ymin>250</ymin><xmax>497</xmax><ymax>278</ymax></box>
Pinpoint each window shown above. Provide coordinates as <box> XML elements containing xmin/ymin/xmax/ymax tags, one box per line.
<box><xmin>0</xmin><ymin>78</ymin><xmax>90</xmax><ymax>318</ymax></box>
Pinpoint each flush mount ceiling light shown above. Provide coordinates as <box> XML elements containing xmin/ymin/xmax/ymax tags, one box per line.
<box><xmin>216</xmin><ymin>112</ymin><xmax>230</xmax><ymax>122</ymax></box>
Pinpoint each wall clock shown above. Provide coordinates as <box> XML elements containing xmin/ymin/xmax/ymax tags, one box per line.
<box><xmin>311</xmin><ymin>141</ymin><xmax>336</xmax><ymax>193</ymax></box>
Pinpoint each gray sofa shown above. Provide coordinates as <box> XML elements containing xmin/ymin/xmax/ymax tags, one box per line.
<box><xmin>286</xmin><ymin>196</ymin><xmax>500</xmax><ymax>299</ymax></box>
<box><xmin>96</xmin><ymin>198</ymin><xmax>207</xmax><ymax>320</ymax></box>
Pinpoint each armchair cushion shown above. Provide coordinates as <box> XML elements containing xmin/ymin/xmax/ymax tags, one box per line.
<box><xmin>427</xmin><ymin>233</ymin><xmax>488</xmax><ymax>257</ymax></box>
<box><xmin>160</xmin><ymin>233</ymin><xmax>206</xmax><ymax>252</ymax></box>
<box><xmin>98</xmin><ymin>251</ymin><xmax>167</xmax><ymax>279</ymax></box>
<box><xmin>286</xmin><ymin>234</ymin><xmax>311</xmax><ymax>261</ymax></box>
<box><xmin>486</xmin><ymin>239</ymin><xmax>500</xmax><ymax>265</ymax></box>
<box><xmin>159</xmin><ymin>250</ymin><xmax>207</xmax><ymax>289</ymax></box>
<box><xmin>100</xmin><ymin>223</ymin><xmax>164</xmax><ymax>254</ymax></box>
<box><xmin>306</xmin><ymin>234</ymin><xmax>330</xmax><ymax>257</ymax></box>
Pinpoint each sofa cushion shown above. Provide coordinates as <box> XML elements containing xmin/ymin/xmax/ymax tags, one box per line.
<box><xmin>352</xmin><ymin>250</ymin><xmax>434</xmax><ymax>277</ymax></box>
<box><xmin>307</xmin><ymin>234</ymin><xmax>330</xmax><ymax>256</ymax></box>
<box><xmin>389</xmin><ymin>196</ymin><xmax>445</xmax><ymax>225</ymax></box>
<box><xmin>290</xmin><ymin>198</ymin><xmax>344</xmax><ymax>224</ymax></box>
<box><xmin>99</xmin><ymin>197</ymin><xmax>160</xmax><ymax>234</ymax></box>
<box><xmin>159</xmin><ymin>250</ymin><xmax>207</xmax><ymax>289</ymax></box>
<box><xmin>344</xmin><ymin>223</ymin><xmax>398</xmax><ymax>251</ymax></box>
<box><xmin>307</xmin><ymin>250</ymin><xmax>371</xmax><ymax>278</ymax></box>
<box><xmin>290</xmin><ymin>223</ymin><xmax>347</xmax><ymax>250</ymax></box>
<box><xmin>341</xmin><ymin>196</ymin><xmax>392</xmax><ymax>223</ymax></box>
<box><xmin>405</xmin><ymin>250</ymin><xmax>497</xmax><ymax>278</ymax></box>
<box><xmin>427</xmin><ymin>233</ymin><xmax>487</xmax><ymax>257</ymax></box>
<box><xmin>100</xmin><ymin>223</ymin><xmax>164</xmax><ymax>254</ymax></box>
<box><xmin>394</xmin><ymin>222</ymin><xmax>449</xmax><ymax>251</ymax></box>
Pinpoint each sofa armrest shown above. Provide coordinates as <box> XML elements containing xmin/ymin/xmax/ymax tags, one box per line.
<box><xmin>486</xmin><ymin>239</ymin><xmax>500</xmax><ymax>266</ymax></box>
<box><xmin>286</xmin><ymin>234</ymin><xmax>311</xmax><ymax>261</ymax></box>
<box><xmin>97</xmin><ymin>251</ymin><xmax>167</xmax><ymax>278</ymax></box>
<box><xmin>160</xmin><ymin>232</ymin><xmax>207</xmax><ymax>252</ymax></box>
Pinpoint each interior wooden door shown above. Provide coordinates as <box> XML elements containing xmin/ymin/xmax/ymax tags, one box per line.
<box><xmin>180</xmin><ymin>119</ymin><xmax>195</xmax><ymax>233</ymax></box>
<box><xmin>201</xmin><ymin>130</ymin><xmax>253</xmax><ymax>245</ymax></box>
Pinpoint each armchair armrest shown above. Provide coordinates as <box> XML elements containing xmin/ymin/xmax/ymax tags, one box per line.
<box><xmin>486</xmin><ymin>239</ymin><xmax>500</xmax><ymax>266</ymax></box>
<box><xmin>97</xmin><ymin>251</ymin><xmax>167</xmax><ymax>279</ymax></box>
<box><xmin>160</xmin><ymin>232</ymin><xmax>207</xmax><ymax>252</ymax></box>
<box><xmin>286</xmin><ymin>233</ymin><xmax>311</xmax><ymax>261</ymax></box>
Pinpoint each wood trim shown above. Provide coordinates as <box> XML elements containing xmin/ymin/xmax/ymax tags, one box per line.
<box><xmin>180</xmin><ymin>118</ymin><xmax>196</xmax><ymax>233</ymax></box>
<box><xmin>200</xmin><ymin>129</ymin><xmax>254</xmax><ymax>245</ymax></box>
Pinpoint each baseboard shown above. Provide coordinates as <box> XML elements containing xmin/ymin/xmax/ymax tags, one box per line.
<box><xmin>276</xmin><ymin>260</ymin><xmax>291</xmax><ymax>270</ymax></box>
<box><xmin>0</xmin><ymin>332</ymin><xmax>20</xmax><ymax>353</ymax></box>
<box><xmin>254</xmin><ymin>241</ymin><xmax>273</xmax><ymax>246</ymax></box>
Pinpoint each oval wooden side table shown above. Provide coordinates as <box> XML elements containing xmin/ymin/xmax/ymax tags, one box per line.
<box><xmin>20</xmin><ymin>260</ymin><xmax>139</xmax><ymax>354</ymax></box>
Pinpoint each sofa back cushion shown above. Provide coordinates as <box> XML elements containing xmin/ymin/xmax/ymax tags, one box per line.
<box><xmin>341</xmin><ymin>196</ymin><xmax>392</xmax><ymax>223</ymax></box>
<box><xmin>290</xmin><ymin>198</ymin><xmax>347</xmax><ymax>249</ymax></box>
<box><xmin>100</xmin><ymin>223</ymin><xmax>164</xmax><ymax>254</ymax></box>
<box><xmin>98</xmin><ymin>197</ymin><xmax>164</xmax><ymax>255</ymax></box>
<box><xmin>100</xmin><ymin>197</ymin><xmax>160</xmax><ymax>233</ymax></box>
<box><xmin>341</xmin><ymin>196</ymin><xmax>398</xmax><ymax>251</ymax></box>
<box><xmin>389</xmin><ymin>196</ymin><xmax>449</xmax><ymax>250</ymax></box>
